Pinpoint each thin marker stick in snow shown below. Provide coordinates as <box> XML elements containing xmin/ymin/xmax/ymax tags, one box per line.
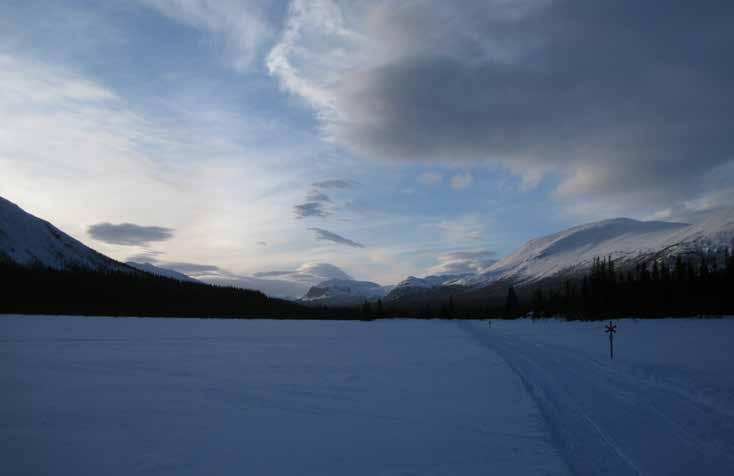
<box><xmin>605</xmin><ymin>321</ymin><xmax>617</xmax><ymax>359</ymax></box>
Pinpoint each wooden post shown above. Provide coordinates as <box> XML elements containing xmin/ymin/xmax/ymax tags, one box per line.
<box><xmin>609</xmin><ymin>332</ymin><xmax>614</xmax><ymax>359</ymax></box>
<box><xmin>605</xmin><ymin>321</ymin><xmax>617</xmax><ymax>360</ymax></box>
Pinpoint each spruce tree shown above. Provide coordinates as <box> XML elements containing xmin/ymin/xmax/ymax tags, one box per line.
<box><xmin>532</xmin><ymin>288</ymin><xmax>545</xmax><ymax>317</ymax></box>
<box><xmin>505</xmin><ymin>285</ymin><xmax>519</xmax><ymax>317</ymax></box>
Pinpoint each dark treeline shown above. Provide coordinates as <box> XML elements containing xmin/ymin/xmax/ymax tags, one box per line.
<box><xmin>4</xmin><ymin>246</ymin><xmax>733</xmax><ymax>320</ymax></box>
<box><xmin>520</xmin><ymin>248</ymin><xmax>734</xmax><ymax>320</ymax></box>
<box><xmin>0</xmin><ymin>262</ymin><xmax>346</xmax><ymax>319</ymax></box>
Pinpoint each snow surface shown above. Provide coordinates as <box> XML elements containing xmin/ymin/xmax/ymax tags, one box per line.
<box><xmin>460</xmin><ymin>318</ymin><xmax>734</xmax><ymax>475</ymax></box>
<box><xmin>3</xmin><ymin>316</ymin><xmax>734</xmax><ymax>475</ymax></box>
<box><xmin>0</xmin><ymin>316</ymin><xmax>567</xmax><ymax>476</ymax></box>
<box><xmin>0</xmin><ymin>196</ymin><xmax>128</xmax><ymax>272</ymax></box>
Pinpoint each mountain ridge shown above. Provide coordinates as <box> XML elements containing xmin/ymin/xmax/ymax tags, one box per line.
<box><xmin>385</xmin><ymin>208</ymin><xmax>734</xmax><ymax>308</ymax></box>
<box><xmin>0</xmin><ymin>196</ymin><xmax>130</xmax><ymax>272</ymax></box>
<box><xmin>300</xmin><ymin>278</ymin><xmax>394</xmax><ymax>306</ymax></box>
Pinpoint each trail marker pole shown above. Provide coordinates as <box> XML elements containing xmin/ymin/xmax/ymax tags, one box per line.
<box><xmin>605</xmin><ymin>321</ymin><xmax>617</xmax><ymax>359</ymax></box>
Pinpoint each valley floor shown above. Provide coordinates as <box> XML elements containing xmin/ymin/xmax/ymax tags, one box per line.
<box><xmin>2</xmin><ymin>316</ymin><xmax>733</xmax><ymax>475</ymax></box>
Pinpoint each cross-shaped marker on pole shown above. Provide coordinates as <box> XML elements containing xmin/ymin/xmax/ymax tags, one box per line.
<box><xmin>605</xmin><ymin>321</ymin><xmax>617</xmax><ymax>359</ymax></box>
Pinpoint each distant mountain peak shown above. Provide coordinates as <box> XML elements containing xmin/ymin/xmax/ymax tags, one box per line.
<box><xmin>300</xmin><ymin>278</ymin><xmax>393</xmax><ymax>306</ymax></box>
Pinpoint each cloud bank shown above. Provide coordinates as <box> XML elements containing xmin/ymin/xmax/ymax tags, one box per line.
<box><xmin>268</xmin><ymin>0</ymin><xmax>734</xmax><ymax>215</ymax></box>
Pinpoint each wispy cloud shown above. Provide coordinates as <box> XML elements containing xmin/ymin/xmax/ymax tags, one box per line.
<box><xmin>294</xmin><ymin>201</ymin><xmax>330</xmax><ymax>218</ymax></box>
<box><xmin>253</xmin><ymin>270</ymin><xmax>293</xmax><ymax>278</ymax></box>
<box><xmin>417</xmin><ymin>172</ymin><xmax>443</xmax><ymax>186</ymax></box>
<box><xmin>435</xmin><ymin>213</ymin><xmax>486</xmax><ymax>242</ymax></box>
<box><xmin>254</xmin><ymin>262</ymin><xmax>352</xmax><ymax>282</ymax></box>
<box><xmin>450</xmin><ymin>172</ymin><xmax>473</xmax><ymax>190</ymax></box>
<box><xmin>137</xmin><ymin>0</ymin><xmax>274</xmax><ymax>71</ymax></box>
<box><xmin>309</xmin><ymin>227</ymin><xmax>365</xmax><ymax>248</ymax></box>
<box><xmin>428</xmin><ymin>250</ymin><xmax>497</xmax><ymax>275</ymax></box>
<box><xmin>312</xmin><ymin>179</ymin><xmax>356</xmax><ymax>189</ymax></box>
<box><xmin>163</xmin><ymin>262</ymin><xmax>224</xmax><ymax>275</ymax></box>
<box><xmin>305</xmin><ymin>189</ymin><xmax>332</xmax><ymax>202</ymax></box>
<box><xmin>294</xmin><ymin>181</ymin><xmax>351</xmax><ymax>218</ymax></box>
<box><xmin>125</xmin><ymin>250</ymin><xmax>164</xmax><ymax>263</ymax></box>
<box><xmin>88</xmin><ymin>223</ymin><xmax>174</xmax><ymax>246</ymax></box>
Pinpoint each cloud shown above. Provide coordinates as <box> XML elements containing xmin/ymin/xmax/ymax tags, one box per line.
<box><xmin>123</xmin><ymin>254</ymin><xmax>227</xmax><ymax>277</ymax></box>
<box><xmin>305</xmin><ymin>189</ymin><xmax>332</xmax><ymax>202</ymax></box>
<box><xmin>428</xmin><ymin>250</ymin><xmax>497</xmax><ymax>275</ymax></box>
<box><xmin>312</xmin><ymin>179</ymin><xmax>355</xmax><ymax>189</ymax></box>
<box><xmin>450</xmin><ymin>172</ymin><xmax>473</xmax><ymax>190</ymax></box>
<box><xmin>309</xmin><ymin>227</ymin><xmax>365</xmax><ymax>248</ymax></box>
<box><xmin>294</xmin><ymin>184</ymin><xmax>344</xmax><ymax>218</ymax></box>
<box><xmin>0</xmin><ymin>51</ymin><xmax>317</xmax><ymax>290</ymax></box>
<box><xmin>253</xmin><ymin>270</ymin><xmax>293</xmax><ymax>278</ymax></box>
<box><xmin>253</xmin><ymin>262</ymin><xmax>352</xmax><ymax>283</ymax></box>
<box><xmin>294</xmin><ymin>182</ymin><xmax>349</xmax><ymax>218</ymax></box>
<box><xmin>268</xmin><ymin>0</ymin><xmax>734</xmax><ymax>216</ymax></box>
<box><xmin>417</xmin><ymin>172</ymin><xmax>443</xmax><ymax>186</ymax></box>
<box><xmin>137</xmin><ymin>0</ymin><xmax>274</xmax><ymax>70</ymax></box>
<box><xmin>435</xmin><ymin>214</ymin><xmax>486</xmax><ymax>242</ymax></box>
<box><xmin>294</xmin><ymin>201</ymin><xmax>330</xmax><ymax>218</ymax></box>
<box><xmin>126</xmin><ymin>250</ymin><xmax>164</xmax><ymax>263</ymax></box>
<box><xmin>88</xmin><ymin>222</ymin><xmax>174</xmax><ymax>246</ymax></box>
<box><xmin>163</xmin><ymin>262</ymin><xmax>224</xmax><ymax>275</ymax></box>
<box><xmin>297</xmin><ymin>262</ymin><xmax>352</xmax><ymax>280</ymax></box>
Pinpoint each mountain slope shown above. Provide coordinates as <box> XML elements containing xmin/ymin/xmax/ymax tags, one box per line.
<box><xmin>383</xmin><ymin>208</ymin><xmax>734</xmax><ymax>310</ymax></box>
<box><xmin>462</xmin><ymin>208</ymin><xmax>734</xmax><ymax>288</ymax></box>
<box><xmin>0</xmin><ymin>196</ymin><xmax>129</xmax><ymax>272</ymax></box>
<box><xmin>0</xmin><ymin>195</ymin><xmax>315</xmax><ymax>318</ymax></box>
<box><xmin>385</xmin><ymin>274</ymin><xmax>470</xmax><ymax>302</ymax></box>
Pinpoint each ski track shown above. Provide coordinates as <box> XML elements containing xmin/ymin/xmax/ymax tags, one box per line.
<box><xmin>457</xmin><ymin>321</ymin><xmax>734</xmax><ymax>476</ymax></box>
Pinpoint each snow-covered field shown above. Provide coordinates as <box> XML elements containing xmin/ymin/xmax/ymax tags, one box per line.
<box><xmin>2</xmin><ymin>316</ymin><xmax>734</xmax><ymax>475</ymax></box>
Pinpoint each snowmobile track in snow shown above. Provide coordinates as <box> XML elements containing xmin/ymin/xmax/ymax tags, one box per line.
<box><xmin>457</xmin><ymin>321</ymin><xmax>734</xmax><ymax>476</ymax></box>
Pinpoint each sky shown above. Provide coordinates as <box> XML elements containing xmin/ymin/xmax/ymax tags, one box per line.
<box><xmin>1</xmin><ymin>0</ymin><xmax>733</xmax><ymax>296</ymax></box>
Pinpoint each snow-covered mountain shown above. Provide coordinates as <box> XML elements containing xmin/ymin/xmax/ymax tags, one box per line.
<box><xmin>301</xmin><ymin>278</ymin><xmax>394</xmax><ymax>306</ymax></box>
<box><xmin>460</xmin><ymin>207</ymin><xmax>734</xmax><ymax>288</ymax></box>
<box><xmin>385</xmin><ymin>274</ymin><xmax>470</xmax><ymax>302</ymax></box>
<box><xmin>0</xmin><ymin>196</ymin><xmax>129</xmax><ymax>272</ymax></box>
<box><xmin>126</xmin><ymin>261</ymin><xmax>198</xmax><ymax>282</ymax></box>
